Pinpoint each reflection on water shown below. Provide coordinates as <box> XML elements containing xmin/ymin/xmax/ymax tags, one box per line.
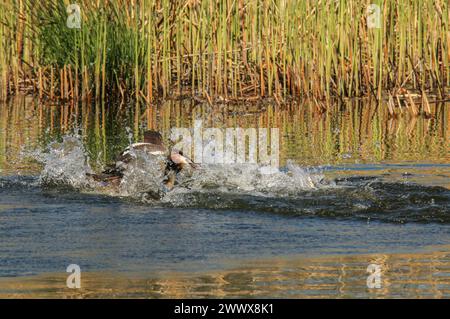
<box><xmin>0</xmin><ymin>96</ymin><xmax>449</xmax><ymax>298</ymax></box>
<box><xmin>1</xmin><ymin>250</ymin><xmax>450</xmax><ymax>298</ymax></box>
<box><xmin>0</xmin><ymin>96</ymin><xmax>448</xmax><ymax>173</ymax></box>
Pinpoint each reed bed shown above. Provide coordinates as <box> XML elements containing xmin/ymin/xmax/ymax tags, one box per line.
<box><xmin>0</xmin><ymin>0</ymin><xmax>449</xmax><ymax>105</ymax></box>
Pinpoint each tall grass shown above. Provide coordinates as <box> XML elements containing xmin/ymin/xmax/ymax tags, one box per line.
<box><xmin>0</xmin><ymin>0</ymin><xmax>448</xmax><ymax>104</ymax></box>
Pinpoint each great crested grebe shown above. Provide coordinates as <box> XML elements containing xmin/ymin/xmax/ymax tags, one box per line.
<box><xmin>87</xmin><ymin>130</ymin><xmax>198</xmax><ymax>191</ymax></box>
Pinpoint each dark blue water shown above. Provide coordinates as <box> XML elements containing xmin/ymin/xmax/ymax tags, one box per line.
<box><xmin>1</xmin><ymin>172</ymin><xmax>449</xmax><ymax>277</ymax></box>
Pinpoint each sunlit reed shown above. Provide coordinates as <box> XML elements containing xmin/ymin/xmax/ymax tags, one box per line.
<box><xmin>0</xmin><ymin>0</ymin><xmax>448</xmax><ymax>107</ymax></box>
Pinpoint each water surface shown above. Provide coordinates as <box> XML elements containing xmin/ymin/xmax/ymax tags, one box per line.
<box><xmin>0</xmin><ymin>97</ymin><xmax>449</xmax><ymax>298</ymax></box>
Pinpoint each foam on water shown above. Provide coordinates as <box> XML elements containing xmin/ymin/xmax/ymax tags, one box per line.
<box><xmin>117</xmin><ymin>148</ymin><xmax>168</xmax><ymax>201</ymax></box>
<box><xmin>27</xmin><ymin>134</ymin><xmax>94</xmax><ymax>189</ymax></box>
<box><xmin>26</xmin><ymin>134</ymin><xmax>327</xmax><ymax>202</ymax></box>
<box><xmin>5</xmin><ymin>134</ymin><xmax>449</xmax><ymax>223</ymax></box>
<box><xmin>161</xmin><ymin>162</ymin><xmax>328</xmax><ymax>205</ymax></box>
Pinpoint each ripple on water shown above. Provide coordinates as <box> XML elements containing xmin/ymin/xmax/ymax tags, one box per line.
<box><xmin>2</xmin><ymin>136</ymin><xmax>449</xmax><ymax>224</ymax></box>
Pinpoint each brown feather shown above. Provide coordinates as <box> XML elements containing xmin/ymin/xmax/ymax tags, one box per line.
<box><xmin>144</xmin><ymin>130</ymin><xmax>164</xmax><ymax>145</ymax></box>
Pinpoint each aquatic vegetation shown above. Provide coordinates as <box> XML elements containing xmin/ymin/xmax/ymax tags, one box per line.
<box><xmin>0</xmin><ymin>0</ymin><xmax>448</xmax><ymax>105</ymax></box>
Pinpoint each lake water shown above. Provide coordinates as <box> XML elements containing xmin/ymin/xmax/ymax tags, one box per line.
<box><xmin>0</xmin><ymin>97</ymin><xmax>449</xmax><ymax>298</ymax></box>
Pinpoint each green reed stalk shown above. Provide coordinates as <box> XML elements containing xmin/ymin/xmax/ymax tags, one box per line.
<box><xmin>0</xmin><ymin>2</ymin><xmax>6</xmax><ymax>100</ymax></box>
<box><xmin>0</xmin><ymin>0</ymin><xmax>447</xmax><ymax>104</ymax></box>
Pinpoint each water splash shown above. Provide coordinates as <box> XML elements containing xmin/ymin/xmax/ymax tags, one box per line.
<box><xmin>161</xmin><ymin>162</ymin><xmax>329</xmax><ymax>207</ymax></box>
<box><xmin>174</xmin><ymin>162</ymin><xmax>325</xmax><ymax>193</ymax></box>
<box><xmin>25</xmin><ymin>134</ymin><xmax>327</xmax><ymax>202</ymax></box>
<box><xmin>117</xmin><ymin>148</ymin><xmax>168</xmax><ymax>201</ymax></box>
<box><xmin>27</xmin><ymin>134</ymin><xmax>94</xmax><ymax>189</ymax></box>
<box><xmin>7</xmin><ymin>134</ymin><xmax>450</xmax><ymax>223</ymax></box>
